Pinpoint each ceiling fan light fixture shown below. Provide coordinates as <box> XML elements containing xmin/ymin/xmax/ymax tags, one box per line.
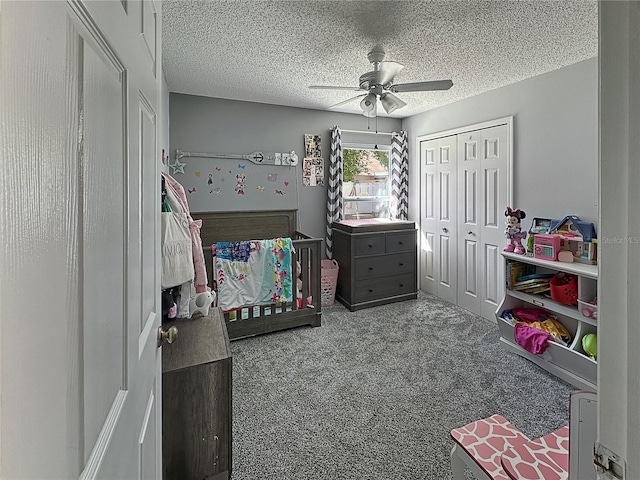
<box><xmin>380</xmin><ymin>93</ymin><xmax>406</xmax><ymax>114</ymax></box>
<box><xmin>360</xmin><ymin>93</ymin><xmax>377</xmax><ymax>117</ymax></box>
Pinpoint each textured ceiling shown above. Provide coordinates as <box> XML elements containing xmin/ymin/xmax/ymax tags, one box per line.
<box><xmin>162</xmin><ymin>0</ymin><xmax>598</xmax><ymax>118</ymax></box>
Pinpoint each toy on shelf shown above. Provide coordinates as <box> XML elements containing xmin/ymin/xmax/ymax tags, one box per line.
<box><xmin>533</xmin><ymin>233</ymin><xmax>562</xmax><ymax>261</ymax></box>
<box><xmin>582</xmin><ymin>333</ymin><xmax>597</xmax><ymax>360</ymax></box>
<box><xmin>528</xmin><ymin>215</ymin><xmax>598</xmax><ymax>265</ymax></box>
<box><xmin>503</xmin><ymin>207</ymin><xmax>527</xmax><ymax>254</ymax></box>
<box><xmin>550</xmin><ymin>215</ymin><xmax>597</xmax><ymax>264</ymax></box>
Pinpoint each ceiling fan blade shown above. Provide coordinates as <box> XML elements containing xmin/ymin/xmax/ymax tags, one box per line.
<box><xmin>390</xmin><ymin>80</ymin><xmax>453</xmax><ymax>92</ymax></box>
<box><xmin>309</xmin><ymin>85</ymin><xmax>362</xmax><ymax>91</ymax></box>
<box><xmin>378</xmin><ymin>61</ymin><xmax>404</xmax><ymax>85</ymax></box>
<box><xmin>328</xmin><ymin>94</ymin><xmax>367</xmax><ymax>109</ymax></box>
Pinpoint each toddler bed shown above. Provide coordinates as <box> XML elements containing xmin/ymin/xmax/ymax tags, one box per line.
<box><xmin>194</xmin><ymin>209</ymin><xmax>322</xmax><ymax>340</ymax></box>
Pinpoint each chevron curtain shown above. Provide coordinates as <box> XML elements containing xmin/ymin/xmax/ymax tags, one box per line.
<box><xmin>326</xmin><ymin>126</ymin><xmax>343</xmax><ymax>259</ymax></box>
<box><xmin>391</xmin><ymin>131</ymin><xmax>409</xmax><ymax>220</ymax></box>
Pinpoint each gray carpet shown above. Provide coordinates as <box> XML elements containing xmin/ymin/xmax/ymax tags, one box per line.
<box><xmin>230</xmin><ymin>292</ymin><xmax>573</xmax><ymax>480</ymax></box>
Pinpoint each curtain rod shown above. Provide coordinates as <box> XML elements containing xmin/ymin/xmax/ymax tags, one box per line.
<box><xmin>340</xmin><ymin>129</ymin><xmax>394</xmax><ymax>136</ymax></box>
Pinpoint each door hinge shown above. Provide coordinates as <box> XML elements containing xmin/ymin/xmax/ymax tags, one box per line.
<box><xmin>594</xmin><ymin>442</ymin><xmax>626</xmax><ymax>479</ymax></box>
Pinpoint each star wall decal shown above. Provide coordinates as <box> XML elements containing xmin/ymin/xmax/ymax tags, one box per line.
<box><xmin>169</xmin><ymin>159</ymin><xmax>186</xmax><ymax>174</ymax></box>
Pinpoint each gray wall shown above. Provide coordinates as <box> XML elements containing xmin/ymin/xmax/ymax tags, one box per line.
<box><xmin>169</xmin><ymin>94</ymin><xmax>401</xmax><ymax>242</ymax></box>
<box><xmin>402</xmin><ymin>57</ymin><xmax>598</xmax><ymax>228</ymax></box>
<box><xmin>169</xmin><ymin>57</ymin><xmax>597</xmax><ymax>244</ymax></box>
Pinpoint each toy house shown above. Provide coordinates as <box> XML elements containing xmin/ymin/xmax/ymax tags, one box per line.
<box><xmin>549</xmin><ymin>215</ymin><xmax>598</xmax><ymax>265</ymax></box>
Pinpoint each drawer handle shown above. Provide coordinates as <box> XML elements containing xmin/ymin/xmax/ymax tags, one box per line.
<box><xmin>369</xmin><ymin>289</ymin><xmax>374</xmax><ymax>293</ymax></box>
<box><xmin>399</xmin><ymin>263</ymin><xmax>404</xmax><ymax>266</ymax></box>
<box><xmin>369</xmin><ymin>267</ymin><xmax>374</xmax><ymax>270</ymax></box>
<box><xmin>400</xmin><ymin>284</ymin><xmax>404</xmax><ymax>287</ymax></box>
<box><xmin>532</xmin><ymin>299</ymin><xmax>545</xmax><ymax>307</ymax></box>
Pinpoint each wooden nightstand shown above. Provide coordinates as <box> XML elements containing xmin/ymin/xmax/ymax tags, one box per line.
<box><xmin>162</xmin><ymin>307</ymin><xmax>232</xmax><ymax>480</ymax></box>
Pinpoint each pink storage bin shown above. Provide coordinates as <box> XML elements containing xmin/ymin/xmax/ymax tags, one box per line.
<box><xmin>578</xmin><ymin>298</ymin><xmax>598</xmax><ymax>320</ymax></box>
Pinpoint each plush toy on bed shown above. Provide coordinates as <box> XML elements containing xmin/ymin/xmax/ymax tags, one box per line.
<box><xmin>504</xmin><ymin>207</ymin><xmax>527</xmax><ymax>254</ymax></box>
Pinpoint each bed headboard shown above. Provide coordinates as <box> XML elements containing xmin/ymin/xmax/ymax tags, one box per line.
<box><xmin>192</xmin><ymin>209</ymin><xmax>299</xmax><ymax>287</ymax></box>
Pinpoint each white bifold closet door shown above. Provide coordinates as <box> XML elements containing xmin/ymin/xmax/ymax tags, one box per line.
<box><xmin>420</xmin><ymin>120</ymin><xmax>511</xmax><ymax>320</ymax></box>
<box><xmin>420</xmin><ymin>136</ymin><xmax>458</xmax><ymax>305</ymax></box>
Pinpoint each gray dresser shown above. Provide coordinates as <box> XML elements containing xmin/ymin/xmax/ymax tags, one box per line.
<box><xmin>162</xmin><ymin>308</ymin><xmax>232</xmax><ymax>480</ymax></box>
<box><xmin>332</xmin><ymin>221</ymin><xmax>418</xmax><ymax>311</ymax></box>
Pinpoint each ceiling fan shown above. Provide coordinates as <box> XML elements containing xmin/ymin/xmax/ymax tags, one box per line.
<box><xmin>309</xmin><ymin>49</ymin><xmax>453</xmax><ymax>117</ymax></box>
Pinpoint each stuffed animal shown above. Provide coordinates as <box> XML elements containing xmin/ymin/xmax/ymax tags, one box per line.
<box><xmin>504</xmin><ymin>207</ymin><xmax>527</xmax><ymax>254</ymax></box>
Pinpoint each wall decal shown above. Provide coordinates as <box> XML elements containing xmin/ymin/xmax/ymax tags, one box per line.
<box><xmin>207</xmin><ymin>174</ymin><xmax>213</xmax><ymax>185</ymax></box>
<box><xmin>257</xmin><ymin>186</ymin><xmax>265</xmax><ymax>191</ymax></box>
<box><xmin>274</xmin><ymin>189</ymin><xmax>286</xmax><ymax>195</ymax></box>
<box><xmin>169</xmin><ymin>159</ymin><xmax>186</xmax><ymax>174</ymax></box>
<box><xmin>235</xmin><ymin>174</ymin><xmax>246</xmax><ymax>195</ymax></box>
<box><xmin>175</xmin><ymin>149</ymin><xmax>299</xmax><ymax>166</ymax></box>
<box><xmin>238</xmin><ymin>164</ymin><xmax>246</xmax><ymax>169</ymax></box>
<box><xmin>215</xmin><ymin>166</ymin><xmax>221</xmax><ymax>171</ymax></box>
<box><xmin>188</xmin><ymin>187</ymin><xmax>196</xmax><ymax>194</ymax></box>
<box><xmin>195</xmin><ymin>171</ymin><xmax>201</xmax><ymax>177</ymax></box>
<box><xmin>267</xmin><ymin>173</ymin><xmax>278</xmax><ymax>182</ymax></box>
<box><xmin>284</xmin><ymin>181</ymin><xmax>289</xmax><ymax>186</ymax></box>
<box><xmin>274</xmin><ymin>153</ymin><xmax>282</xmax><ymax>165</ymax></box>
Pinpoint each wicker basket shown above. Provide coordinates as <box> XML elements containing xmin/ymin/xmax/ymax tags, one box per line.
<box><xmin>320</xmin><ymin>259</ymin><xmax>339</xmax><ymax>306</ymax></box>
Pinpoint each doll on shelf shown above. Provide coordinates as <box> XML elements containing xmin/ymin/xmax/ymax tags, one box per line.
<box><xmin>504</xmin><ymin>207</ymin><xmax>527</xmax><ymax>254</ymax></box>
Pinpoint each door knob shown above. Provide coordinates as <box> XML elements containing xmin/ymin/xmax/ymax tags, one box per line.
<box><xmin>442</xmin><ymin>227</ymin><xmax>449</xmax><ymax>233</ymax></box>
<box><xmin>157</xmin><ymin>325</ymin><xmax>178</xmax><ymax>347</ymax></box>
<box><xmin>468</xmin><ymin>231</ymin><xmax>475</xmax><ymax>235</ymax></box>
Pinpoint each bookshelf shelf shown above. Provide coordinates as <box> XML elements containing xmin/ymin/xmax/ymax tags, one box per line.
<box><xmin>496</xmin><ymin>252</ymin><xmax>598</xmax><ymax>391</ymax></box>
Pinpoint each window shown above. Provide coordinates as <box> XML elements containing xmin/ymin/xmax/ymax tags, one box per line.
<box><xmin>342</xmin><ymin>146</ymin><xmax>390</xmax><ymax>220</ymax></box>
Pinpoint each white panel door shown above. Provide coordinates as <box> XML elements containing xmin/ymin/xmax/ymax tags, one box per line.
<box><xmin>457</xmin><ymin>131</ymin><xmax>482</xmax><ymax>314</ymax></box>
<box><xmin>478</xmin><ymin>125</ymin><xmax>509</xmax><ymax>320</ymax></box>
<box><xmin>420</xmin><ymin>136</ymin><xmax>457</xmax><ymax>304</ymax></box>
<box><xmin>0</xmin><ymin>1</ymin><xmax>162</xmax><ymax>478</ymax></box>
<box><xmin>457</xmin><ymin>125</ymin><xmax>509</xmax><ymax>319</ymax></box>
<box><xmin>420</xmin><ymin>139</ymin><xmax>440</xmax><ymax>296</ymax></box>
<box><xmin>420</xmin><ymin>120</ymin><xmax>511</xmax><ymax>319</ymax></box>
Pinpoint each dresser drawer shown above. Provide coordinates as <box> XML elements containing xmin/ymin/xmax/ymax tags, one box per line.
<box><xmin>385</xmin><ymin>231</ymin><xmax>416</xmax><ymax>253</ymax></box>
<box><xmin>355</xmin><ymin>273</ymin><xmax>416</xmax><ymax>303</ymax></box>
<box><xmin>354</xmin><ymin>234</ymin><xmax>385</xmax><ymax>256</ymax></box>
<box><xmin>354</xmin><ymin>252</ymin><xmax>415</xmax><ymax>280</ymax></box>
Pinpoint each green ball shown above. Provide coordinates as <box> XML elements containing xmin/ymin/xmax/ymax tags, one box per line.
<box><xmin>582</xmin><ymin>333</ymin><xmax>597</xmax><ymax>361</ymax></box>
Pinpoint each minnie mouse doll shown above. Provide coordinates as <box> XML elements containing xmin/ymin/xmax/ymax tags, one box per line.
<box><xmin>504</xmin><ymin>207</ymin><xmax>527</xmax><ymax>254</ymax></box>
